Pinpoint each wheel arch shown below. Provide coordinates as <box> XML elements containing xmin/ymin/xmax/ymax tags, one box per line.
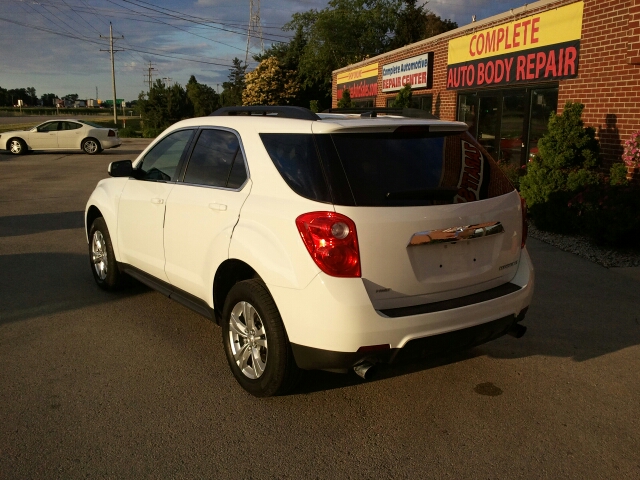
<box><xmin>6</xmin><ymin>136</ymin><xmax>28</xmax><ymax>152</ymax></box>
<box><xmin>82</xmin><ymin>136</ymin><xmax>102</xmax><ymax>151</ymax></box>
<box><xmin>86</xmin><ymin>205</ymin><xmax>103</xmax><ymax>241</ymax></box>
<box><xmin>213</xmin><ymin>259</ymin><xmax>261</xmax><ymax>324</ymax></box>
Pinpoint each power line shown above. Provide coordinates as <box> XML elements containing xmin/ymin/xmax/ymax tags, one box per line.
<box><xmin>106</xmin><ymin>0</ymin><xmax>247</xmax><ymax>54</ymax></box>
<box><xmin>114</xmin><ymin>0</ymin><xmax>288</xmax><ymax>43</ymax></box>
<box><xmin>0</xmin><ymin>17</ymin><xmax>235</xmax><ymax>67</ymax></box>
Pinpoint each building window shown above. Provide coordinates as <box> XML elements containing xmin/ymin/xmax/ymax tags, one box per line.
<box><xmin>457</xmin><ymin>87</ymin><xmax>558</xmax><ymax>166</ymax></box>
<box><xmin>385</xmin><ymin>94</ymin><xmax>433</xmax><ymax>112</ymax></box>
<box><xmin>353</xmin><ymin>99</ymin><xmax>374</xmax><ymax>108</ymax></box>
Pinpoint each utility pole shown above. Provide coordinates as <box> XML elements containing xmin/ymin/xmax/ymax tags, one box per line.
<box><xmin>144</xmin><ymin>62</ymin><xmax>156</xmax><ymax>91</ymax></box>
<box><xmin>100</xmin><ymin>23</ymin><xmax>123</xmax><ymax>125</ymax></box>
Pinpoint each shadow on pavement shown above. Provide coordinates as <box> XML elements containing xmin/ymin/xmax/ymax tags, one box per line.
<box><xmin>0</xmin><ymin>252</ymin><xmax>147</xmax><ymax>325</ymax></box>
<box><xmin>0</xmin><ymin>211</ymin><xmax>84</xmax><ymax>237</ymax></box>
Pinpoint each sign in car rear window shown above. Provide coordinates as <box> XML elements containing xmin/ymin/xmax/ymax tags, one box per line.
<box><xmin>446</xmin><ymin>1</ymin><xmax>583</xmax><ymax>89</ymax></box>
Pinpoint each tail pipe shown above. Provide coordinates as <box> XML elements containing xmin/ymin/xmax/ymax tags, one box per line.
<box><xmin>353</xmin><ymin>361</ymin><xmax>376</xmax><ymax>380</ymax></box>
<box><xmin>508</xmin><ymin>323</ymin><xmax>527</xmax><ymax>338</ymax></box>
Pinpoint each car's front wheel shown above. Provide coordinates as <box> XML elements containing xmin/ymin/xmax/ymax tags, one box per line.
<box><xmin>8</xmin><ymin>138</ymin><xmax>27</xmax><ymax>155</ymax></box>
<box><xmin>222</xmin><ymin>279</ymin><xmax>301</xmax><ymax>397</ymax></box>
<box><xmin>89</xmin><ymin>217</ymin><xmax>124</xmax><ymax>290</ymax></box>
<box><xmin>82</xmin><ymin>138</ymin><xmax>102</xmax><ymax>155</ymax></box>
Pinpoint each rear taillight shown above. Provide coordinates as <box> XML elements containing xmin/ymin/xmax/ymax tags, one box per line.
<box><xmin>296</xmin><ymin>212</ymin><xmax>361</xmax><ymax>277</ymax></box>
<box><xmin>108</xmin><ymin>129</ymin><xmax>116</xmax><ymax>137</ymax></box>
<box><xmin>520</xmin><ymin>196</ymin><xmax>527</xmax><ymax>249</ymax></box>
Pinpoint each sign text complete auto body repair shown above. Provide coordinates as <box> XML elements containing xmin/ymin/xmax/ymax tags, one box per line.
<box><xmin>446</xmin><ymin>2</ymin><xmax>583</xmax><ymax>90</ymax></box>
<box><xmin>382</xmin><ymin>53</ymin><xmax>433</xmax><ymax>92</ymax></box>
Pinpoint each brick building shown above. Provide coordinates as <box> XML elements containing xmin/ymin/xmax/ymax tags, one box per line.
<box><xmin>332</xmin><ymin>0</ymin><xmax>640</xmax><ymax>168</ymax></box>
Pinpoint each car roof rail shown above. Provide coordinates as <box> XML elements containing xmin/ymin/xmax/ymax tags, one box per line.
<box><xmin>322</xmin><ymin>107</ymin><xmax>439</xmax><ymax>120</ymax></box>
<box><xmin>210</xmin><ymin>106</ymin><xmax>320</xmax><ymax>121</ymax></box>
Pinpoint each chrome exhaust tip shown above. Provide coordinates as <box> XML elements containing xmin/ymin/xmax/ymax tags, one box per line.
<box><xmin>508</xmin><ymin>323</ymin><xmax>527</xmax><ymax>339</ymax></box>
<box><xmin>353</xmin><ymin>361</ymin><xmax>376</xmax><ymax>380</ymax></box>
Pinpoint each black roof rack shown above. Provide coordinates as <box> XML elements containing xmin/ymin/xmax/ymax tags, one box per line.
<box><xmin>322</xmin><ymin>107</ymin><xmax>439</xmax><ymax>120</ymax></box>
<box><xmin>210</xmin><ymin>106</ymin><xmax>320</xmax><ymax>121</ymax></box>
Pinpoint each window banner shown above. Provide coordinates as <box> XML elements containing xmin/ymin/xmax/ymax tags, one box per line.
<box><xmin>336</xmin><ymin>63</ymin><xmax>378</xmax><ymax>99</ymax></box>
<box><xmin>447</xmin><ymin>1</ymin><xmax>583</xmax><ymax>90</ymax></box>
<box><xmin>382</xmin><ymin>53</ymin><xmax>434</xmax><ymax>92</ymax></box>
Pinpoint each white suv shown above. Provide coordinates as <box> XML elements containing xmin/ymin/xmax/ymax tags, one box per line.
<box><xmin>85</xmin><ymin>106</ymin><xmax>534</xmax><ymax>397</ymax></box>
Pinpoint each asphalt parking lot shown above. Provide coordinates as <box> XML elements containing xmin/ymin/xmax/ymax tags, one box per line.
<box><xmin>1</xmin><ymin>141</ymin><xmax>639</xmax><ymax>478</ymax></box>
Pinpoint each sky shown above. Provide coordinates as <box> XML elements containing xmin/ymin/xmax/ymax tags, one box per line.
<box><xmin>0</xmin><ymin>0</ymin><xmax>528</xmax><ymax>102</ymax></box>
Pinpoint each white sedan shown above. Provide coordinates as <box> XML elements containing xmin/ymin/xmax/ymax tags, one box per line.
<box><xmin>1</xmin><ymin>119</ymin><xmax>121</xmax><ymax>155</ymax></box>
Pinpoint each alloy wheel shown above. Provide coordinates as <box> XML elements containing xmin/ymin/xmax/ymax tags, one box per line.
<box><xmin>91</xmin><ymin>230</ymin><xmax>108</xmax><ymax>280</ymax></box>
<box><xmin>228</xmin><ymin>301</ymin><xmax>268</xmax><ymax>379</ymax></box>
<box><xmin>9</xmin><ymin>140</ymin><xmax>22</xmax><ymax>154</ymax></box>
<box><xmin>84</xmin><ymin>140</ymin><xmax>98</xmax><ymax>154</ymax></box>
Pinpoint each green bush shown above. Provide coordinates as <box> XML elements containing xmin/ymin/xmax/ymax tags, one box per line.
<box><xmin>392</xmin><ymin>84</ymin><xmax>412</xmax><ymax>108</ymax></box>
<box><xmin>337</xmin><ymin>89</ymin><xmax>355</xmax><ymax>108</ymax></box>
<box><xmin>569</xmin><ymin>184</ymin><xmax>640</xmax><ymax>246</ymax></box>
<box><xmin>609</xmin><ymin>163</ymin><xmax>629</xmax><ymax>186</ymax></box>
<box><xmin>520</xmin><ymin>102</ymin><xmax>601</xmax><ymax>232</ymax></box>
<box><xmin>143</xmin><ymin>127</ymin><xmax>162</xmax><ymax>138</ymax></box>
<box><xmin>118</xmin><ymin>125</ymin><xmax>142</xmax><ymax>138</ymax></box>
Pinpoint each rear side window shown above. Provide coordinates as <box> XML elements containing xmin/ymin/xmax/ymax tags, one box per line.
<box><xmin>260</xmin><ymin>134</ymin><xmax>331</xmax><ymax>202</ymax></box>
<box><xmin>183</xmin><ymin>129</ymin><xmax>247</xmax><ymax>188</ymax></box>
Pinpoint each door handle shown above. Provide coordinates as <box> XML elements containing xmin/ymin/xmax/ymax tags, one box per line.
<box><xmin>209</xmin><ymin>203</ymin><xmax>227</xmax><ymax>211</ymax></box>
<box><xmin>151</xmin><ymin>198</ymin><xmax>164</xmax><ymax>204</ymax></box>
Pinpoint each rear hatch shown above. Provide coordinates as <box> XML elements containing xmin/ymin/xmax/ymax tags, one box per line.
<box><xmin>261</xmin><ymin>119</ymin><xmax>524</xmax><ymax>311</ymax></box>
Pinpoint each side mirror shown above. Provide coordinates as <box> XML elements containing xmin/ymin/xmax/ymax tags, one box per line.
<box><xmin>108</xmin><ymin>160</ymin><xmax>133</xmax><ymax>177</ymax></box>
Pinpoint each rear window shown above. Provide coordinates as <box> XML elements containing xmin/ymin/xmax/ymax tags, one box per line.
<box><xmin>260</xmin><ymin>131</ymin><xmax>514</xmax><ymax>207</ymax></box>
<box><xmin>78</xmin><ymin>120</ymin><xmax>105</xmax><ymax>128</ymax></box>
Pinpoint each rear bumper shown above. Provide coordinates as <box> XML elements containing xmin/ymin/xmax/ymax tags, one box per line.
<box><xmin>269</xmin><ymin>247</ymin><xmax>534</xmax><ymax>370</ymax></box>
<box><xmin>101</xmin><ymin>138</ymin><xmax>122</xmax><ymax>149</ymax></box>
<box><xmin>291</xmin><ymin>309</ymin><xmax>527</xmax><ymax>370</ymax></box>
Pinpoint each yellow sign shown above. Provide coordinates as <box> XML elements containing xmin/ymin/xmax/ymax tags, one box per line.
<box><xmin>448</xmin><ymin>2</ymin><xmax>583</xmax><ymax>65</ymax></box>
<box><xmin>337</xmin><ymin>63</ymin><xmax>378</xmax><ymax>85</ymax></box>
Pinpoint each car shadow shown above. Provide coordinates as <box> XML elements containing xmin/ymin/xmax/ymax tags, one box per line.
<box><xmin>0</xmin><ymin>211</ymin><xmax>85</xmax><ymax>237</ymax></box>
<box><xmin>0</xmin><ymin>252</ymin><xmax>148</xmax><ymax>326</ymax></box>
<box><xmin>293</xmin><ymin>349</ymin><xmax>478</xmax><ymax>395</ymax></box>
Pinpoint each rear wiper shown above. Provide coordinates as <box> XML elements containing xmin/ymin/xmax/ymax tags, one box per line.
<box><xmin>385</xmin><ymin>187</ymin><xmax>458</xmax><ymax>201</ymax></box>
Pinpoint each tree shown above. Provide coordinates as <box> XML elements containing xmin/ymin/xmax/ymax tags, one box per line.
<box><xmin>186</xmin><ymin>75</ymin><xmax>220</xmax><ymax>116</ymax></box>
<box><xmin>392</xmin><ymin>83</ymin><xmax>412</xmax><ymax>108</ymax></box>
<box><xmin>40</xmin><ymin>93</ymin><xmax>57</xmax><ymax>107</ymax></box>
<box><xmin>286</xmin><ymin>0</ymin><xmax>401</xmax><ymax>102</ymax></box>
<box><xmin>254</xmin><ymin>24</ymin><xmax>327</xmax><ymax>109</ymax></box>
<box><xmin>221</xmin><ymin>58</ymin><xmax>247</xmax><ymax>106</ymax></box>
<box><xmin>64</xmin><ymin>93</ymin><xmax>79</xmax><ymax>101</ymax></box>
<box><xmin>242</xmin><ymin>57</ymin><xmax>300</xmax><ymax>106</ymax></box>
<box><xmin>390</xmin><ymin>0</ymin><xmax>458</xmax><ymax>49</ymax></box>
<box><xmin>137</xmin><ymin>80</ymin><xmax>192</xmax><ymax>137</ymax></box>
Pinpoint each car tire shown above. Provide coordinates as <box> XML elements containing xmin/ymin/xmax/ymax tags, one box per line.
<box><xmin>222</xmin><ymin>279</ymin><xmax>301</xmax><ymax>397</ymax></box>
<box><xmin>82</xmin><ymin>138</ymin><xmax>102</xmax><ymax>155</ymax></box>
<box><xmin>8</xmin><ymin>138</ymin><xmax>27</xmax><ymax>155</ymax></box>
<box><xmin>89</xmin><ymin>217</ymin><xmax>124</xmax><ymax>290</ymax></box>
